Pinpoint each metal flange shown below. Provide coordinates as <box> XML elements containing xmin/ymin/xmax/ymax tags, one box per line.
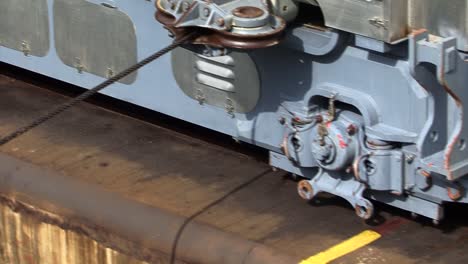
<box><xmin>155</xmin><ymin>0</ymin><xmax>286</xmax><ymax>49</ymax></box>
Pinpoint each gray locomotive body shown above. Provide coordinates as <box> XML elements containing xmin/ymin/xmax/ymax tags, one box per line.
<box><xmin>2</xmin><ymin>0</ymin><xmax>468</xmax><ymax>222</ymax></box>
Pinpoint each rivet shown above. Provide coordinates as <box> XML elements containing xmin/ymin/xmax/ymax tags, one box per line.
<box><xmin>216</xmin><ymin>18</ymin><xmax>225</xmax><ymax>27</ymax></box>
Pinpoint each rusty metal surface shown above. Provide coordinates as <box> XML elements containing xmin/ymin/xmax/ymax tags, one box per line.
<box><xmin>155</xmin><ymin>10</ymin><xmax>285</xmax><ymax>49</ymax></box>
<box><xmin>1</xmin><ymin>69</ymin><xmax>468</xmax><ymax>264</ymax></box>
<box><xmin>232</xmin><ymin>7</ymin><xmax>265</xmax><ymax>19</ymax></box>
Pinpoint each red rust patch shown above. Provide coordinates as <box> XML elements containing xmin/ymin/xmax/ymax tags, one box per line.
<box><xmin>373</xmin><ymin>217</ymin><xmax>408</xmax><ymax>236</ymax></box>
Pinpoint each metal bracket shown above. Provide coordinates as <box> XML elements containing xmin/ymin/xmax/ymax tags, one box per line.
<box><xmin>298</xmin><ymin>170</ymin><xmax>374</xmax><ymax>219</ymax></box>
<box><xmin>410</xmin><ymin>30</ymin><xmax>468</xmax><ymax>181</ymax></box>
<box><xmin>225</xmin><ymin>98</ymin><xmax>235</xmax><ymax>118</ymax></box>
<box><xmin>155</xmin><ymin>0</ymin><xmax>286</xmax><ymax>49</ymax></box>
<box><xmin>409</xmin><ymin>30</ymin><xmax>457</xmax><ymax>84</ymax></box>
<box><xmin>20</xmin><ymin>41</ymin><xmax>31</xmax><ymax>56</ymax></box>
<box><xmin>74</xmin><ymin>57</ymin><xmax>85</xmax><ymax>74</ymax></box>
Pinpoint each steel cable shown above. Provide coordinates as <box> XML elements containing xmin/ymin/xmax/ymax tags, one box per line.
<box><xmin>0</xmin><ymin>33</ymin><xmax>197</xmax><ymax>146</ymax></box>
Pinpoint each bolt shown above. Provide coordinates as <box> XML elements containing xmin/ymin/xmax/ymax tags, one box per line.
<box><xmin>406</xmin><ymin>154</ymin><xmax>415</xmax><ymax>164</ymax></box>
<box><xmin>107</xmin><ymin>68</ymin><xmax>114</xmax><ymax>78</ymax></box>
<box><xmin>195</xmin><ymin>89</ymin><xmax>205</xmax><ymax>104</ymax></box>
<box><xmin>225</xmin><ymin>98</ymin><xmax>235</xmax><ymax>117</ymax></box>
<box><xmin>182</xmin><ymin>1</ymin><xmax>190</xmax><ymax>11</ymax></box>
<box><xmin>278</xmin><ymin>117</ymin><xmax>286</xmax><ymax>125</ymax></box>
<box><xmin>216</xmin><ymin>18</ymin><xmax>225</xmax><ymax>27</ymax></box>
<box><xmin>272</xmin><ymin>167</ymin><xmax>278</xmax><ymax>172</ymax></box>
<box><xmin>203</xmin><ymin>7</ymin><xmax>210</xmax><ymax>17</ymax></box>
<box><xmin>291</xmin><ymin>135</ymin><xmax>302</xmax><ymax>150</ymax></box>
<box><xmin>315</xmin><ymin>115</ymin><xmax>323</xmax><ymax>123</ymax></box>
<box><xmin>21</xmin><ymin>41</ymin><xmax>30</xmax><ymax>56</ymax></box>
<box><xmin>347</xmin><ymin>124</ymin><xmax>357</xmax><ymax>136</ymax></box>
<box><xmin>345</xmin><ymin>166</ymin><xmax>352</xmax><ymax>174</ymax></box>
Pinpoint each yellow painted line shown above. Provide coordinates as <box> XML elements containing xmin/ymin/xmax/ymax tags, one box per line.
<box><xmin>300</xmin><ymin>230</ymin><xmax>381</xmax><ymax>264</ymax></box>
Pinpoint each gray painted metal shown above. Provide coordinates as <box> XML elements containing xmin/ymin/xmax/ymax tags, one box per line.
<box><xmin>283</xmin><ymin>26</ymin><xmax>343</xmax><ymax>56</ymax></box>
<box><xmin>172</xmin><ymin>48</ymin><xmax>260</xmax><ymax>113</ymax></box>
<box><xmin>308</xmin><ymin>0</ymin><xmax>409</xmax><ymax>43</ymax></box>
<box><xmin>305</xmin><ymin>0</ymin><xmax>468</xmax><ymax>51</ymax></box>
<box><xmin>410</xmin><ymin>0</ymin><xmax>468</xmax><ymax>52</ymax></box>
<box><xmin>2</xmin><ymin>0</ymin><xmax>468</xmax><ymax>222</ymax></box>
<box><xmin>54</xmin><ymin>0</ymin><xmax>137</xmax><ymax>84</ymax></box>
<box><xmin>0</xmin><ymin>0</ymin><xmax>50</xmax><ymax>57</ymax></box>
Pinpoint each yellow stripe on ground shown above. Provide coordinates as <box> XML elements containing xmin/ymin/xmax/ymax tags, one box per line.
<box><xmin>300</xmin><ymin>230</ymin><xmax>381</xmax><ymax>264</ymax></box>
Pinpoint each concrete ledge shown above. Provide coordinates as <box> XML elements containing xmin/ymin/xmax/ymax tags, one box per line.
<box><xmin>0</xmin><ymin>152</ymin><xmax>299</xmax><ymax>264</ymax></box>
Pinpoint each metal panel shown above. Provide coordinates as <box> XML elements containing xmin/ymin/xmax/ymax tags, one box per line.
<box><xmin>171</xmin><ymin>48</ymin><xmax>261</xmax><ymax>114</ymax></box>
<box><xmin>0</xmin><ymin>0</ymin><xmax>49</xmax><ymax>57</ymax></box>
<box><xmin>313</xmin><ymin>0</ymin><xmax>408</xmax><ymax>43</ymax></box>
<box><xmin>54</xmin><ymin>0</ymin><xmax>138</xmax><ymax>84</ymax></box>
<box><xmin>409</xmin><ymin>0</ymin><xmax>468</xmax><ymax>52</ymax></box>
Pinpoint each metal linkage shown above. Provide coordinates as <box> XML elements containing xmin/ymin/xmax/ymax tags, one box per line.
<box><xmin>0</xmin><ymin>33</ymin><xmax>197</xmax><ymax>147</ymax></box>
<box><xmin>155</xmin><ymin>0</ymin><xmax>286</xmax><ymax>49</ymax></box>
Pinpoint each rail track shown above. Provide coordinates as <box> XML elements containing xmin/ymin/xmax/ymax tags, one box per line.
<box><xmin>0</xmin><ymin>63</ymin><xmax>468</xmax><ymax>264</ymax></box>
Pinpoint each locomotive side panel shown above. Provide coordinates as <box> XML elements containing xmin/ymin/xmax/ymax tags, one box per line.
<box><xmin>1</xmin><ymin>0</ymin><xmax>468</xmax><ymax>222</ymax></box>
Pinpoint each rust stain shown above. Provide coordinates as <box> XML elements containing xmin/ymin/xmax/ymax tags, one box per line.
<box><xmin>0</xmin><ymin>196</ymin><xmax>183</xmax><ymax>264</ymax></box>
<box><xmin>0</xmin><ymin>200</ymin><xmax>147</xmax><ymax>264</ymax></box>
<box><xmin>410</xmin><ymin>31</ymin><xmax>464</xmax><ymax>182</ymax></box>
<box><xmin>441</xmin><ymin>82</ymin><xmax>463</xmax><ymax>181</ymax></box>
<box><xmin>154</xmin><ymin>0</ymin><xmax>286</xmax><ymax>49</ymax></box>
<box><xmin>373</xmin><ymin>217</ymin><xmax>408</xmax><ymax>236</ymax></box>
<box><xmin>447</xmin><ymin>182</ymin><xmax>464</xmax><ymax>201</ymax></box>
